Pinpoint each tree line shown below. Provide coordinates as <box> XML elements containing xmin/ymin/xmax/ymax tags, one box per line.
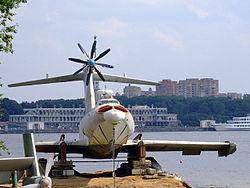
<box><xmin>117</xmin><ymin>96</ymin><xmax>250</xmax><ymax>126</ymax></box>
<box><xmin>1</xmin><ymin>96</ymin><xmax>250</xmax><ymax>126</ymax></box>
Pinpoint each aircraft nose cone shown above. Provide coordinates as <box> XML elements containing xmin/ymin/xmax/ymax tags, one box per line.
<box><xmin>103</xmin><ymin>109</ymin><xmax>125</xmax><ymax>122</ymax></box>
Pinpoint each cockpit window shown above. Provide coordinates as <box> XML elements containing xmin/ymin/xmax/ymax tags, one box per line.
<box><xmin>97</xmin><ymin>104</ymin><xmax>128</xmax><ymax>113</ymax></box>
<box><xmin>114</xmin><ymin>105</ymin><xmax>128</xmax><ymax>112</ymax></box>
<box><xmin>97</xmin><ymin>105</ymin><xmax>113</xmax><ymax>112</ymax></box>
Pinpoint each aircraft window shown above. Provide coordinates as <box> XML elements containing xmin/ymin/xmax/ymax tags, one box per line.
<box><xmin>97</xmin><ymin>105</ymin><xmax>113</xmax><ymax>112</ymax></box>
<box><xmin>114</xmin><ymin>105</ymin><xmax>128</xmax><ymax>112</ymax></box>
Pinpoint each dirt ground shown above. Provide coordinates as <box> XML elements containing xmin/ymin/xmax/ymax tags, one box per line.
<box><xmin>0</xmin><ymin>172</ymin><xmax>191</xmax><ymax>188</ymax></box>
<box><xmin>53</xmin><ymin>172</ymin><xmax>191</xmax><ymax>188</ymax></box>
<box><xmin>87</xmin><ymin>175</ymin><xmax>190</xmax><ymax>188</ymax></box>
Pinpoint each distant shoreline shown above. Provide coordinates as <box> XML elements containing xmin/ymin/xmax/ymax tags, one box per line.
<box><xmin>0</xmin><ymin>126</ymin><xmax>215</xmax><ymax>134</ymax></box>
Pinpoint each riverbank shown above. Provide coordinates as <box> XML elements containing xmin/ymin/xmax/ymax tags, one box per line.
<box><xmin>0</xmin><ymin>126</ymin><xmax>215</xmax><ymax>134</ymax></box>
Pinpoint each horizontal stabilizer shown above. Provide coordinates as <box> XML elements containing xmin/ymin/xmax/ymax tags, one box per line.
<box><xmin>94</xmin><ymin>73</ymin><xmax>159</xmax><ymax>86</ymax></box>
<box><xmin>8</xmin><ymin>74</ymin><xmax>83</xmax><ymax>87</ymax></box>
<box><xmin>0</xmin><ymin>157</ymin><xmax>34</xmax><ymax>171</ymax></box>
<box><xmin>8</xmin><ymin>72</ymin><xmax>158</xmax><ymax>87</ymax></box>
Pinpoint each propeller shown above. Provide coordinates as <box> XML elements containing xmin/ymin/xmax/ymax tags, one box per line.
<box><xmin>68</xmin><ymin>36</ymin><xmax>113</xmax><ymax>86</ymax></box>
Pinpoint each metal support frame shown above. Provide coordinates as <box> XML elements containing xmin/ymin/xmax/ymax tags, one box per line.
<box><xmin>11</xmin><ymin>171</ymin><xmax>17</xmax><ymax>188</ymax></box>
<box><xmin>112</xmin><ymin>127</ymin><xmax>116</xmax><ymax>188</ymax></box>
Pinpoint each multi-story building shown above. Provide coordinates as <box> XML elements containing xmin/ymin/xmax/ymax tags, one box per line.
<box><xmin>129</xmin><ymin>105</ymin><xmax>179</xmax><ymax>126</ymax></box>
<box><xmin>178</xmin><ymin>79</ymin><xmax>200</xmax><ymax>97</ymax></box>
<box><xmin>9</xmin><ymin>107</ymin><xmax>85</xmax><ymax>131</ymax></box>
<box><xmin>9</xmin><ymin>105</ymin><xmax>179</xmax><ymax>131</ymax></box>
<box><xmin>156</xmin><ymin>78</ymin><xmax>219</xmax><ymax>98</ymax></box>
<box><xmin>141</xmin><ymin>88</ymin><xmax>156</xmax><ymax>96</ymax></box>
<box><xmin>199</xmin><ymin>78</ymin><xmax>218</xmax><ymax>97</ymax></box>
<box><xmin>123</xmin><ymin>85</ymin><xmax>141</xmax><ymax>98</ymax></box>
<box><xmin>156</xmin><ymin>79</ymin><xmax>177</xmax><ymax>96</ymax></box>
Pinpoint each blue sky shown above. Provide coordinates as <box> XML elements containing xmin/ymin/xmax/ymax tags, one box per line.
<box><xmin>1</xmin><ymin>0</ymin><xmax>250</xmax><ymax>102</ymax></box>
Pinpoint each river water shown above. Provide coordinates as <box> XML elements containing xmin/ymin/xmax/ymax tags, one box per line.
<box><xmin>0</xmin><ymin>131</ymin><xmax>249</xmax><ymax>188</ymax></box>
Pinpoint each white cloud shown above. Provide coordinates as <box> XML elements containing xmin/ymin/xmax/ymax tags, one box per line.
<box><xmin>185</xmin><ymin>0</ymin><xmax>209</xmax><ymax>18</ymax></box>
<box><xmin>153</xmin><ymin>29</ymin><xmax>184</xmax><ymax>49</ymax></box>
<box><xmin>88</xmin><ymin>18</ymin><xmax>129</xmax><ymax>38</ymax></box>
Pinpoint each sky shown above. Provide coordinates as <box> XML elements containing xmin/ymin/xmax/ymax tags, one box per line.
<box><xmin>1</xmin><ymin>0</ymin><xmax>250</xmax><ymax>102</ymax></box>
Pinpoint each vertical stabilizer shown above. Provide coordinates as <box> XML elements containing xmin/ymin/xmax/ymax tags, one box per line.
<box><xmin>84</xmin><ymin>73</ymin><xmax>96</xmax><ymax>113</ymax></box>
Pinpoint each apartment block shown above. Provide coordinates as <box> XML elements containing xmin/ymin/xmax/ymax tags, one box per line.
<box><xmin>156</xmin><ymin>78</ymin><xmax>219</xmax><ymax>97</ymax></box>
<box><xmin>156</xmin><ymin>79</ymin><xmax>177</xmax><ymax>96</ymax></box>
<box><xmin>123</xmin><ymin>85</ymin><xmax>142</xmax><ymax>98</ymax></box>
<box><xmin>199</xmin><ymin>78</ymin><xmax>219</xmax><ymax>97</ymax></box>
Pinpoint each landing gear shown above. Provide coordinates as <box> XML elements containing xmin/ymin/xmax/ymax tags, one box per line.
<box><xmin>117</xmin><ymin>134</ymin><xmax>163</xmax><ymax>177</ymax></box>
<box><xmin>51</xmin><ymin>135</ymin><xmax>75</xmax><ymax>177</ymax></box>
<box><xmin>39</xmin><ymin>134</ymin><xmax>75</xmax><ymax>177</ymax></box>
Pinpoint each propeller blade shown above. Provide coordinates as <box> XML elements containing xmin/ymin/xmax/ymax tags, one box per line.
<box><xmin>68</xmin><ymin>58</ymin><xmax>87</xmax><ymax>64</ymax></box>
<box><xmin>95</xmin><ymin>62</ymin><xmax>114</xmax><ymax>68</ymax></box>
<box><xmin>45</xmin><ymin>153</ymin><xmax>54</xmax><ymax>177</ymax></box>
<box><xmin>93</xmin><ymin>66</ymin><xmax>105</xmax><ymax>82</ymax></box>
<box><xmin>73</xmin><ymin>67</ymin><xmax>84</xmax><ymax>75</ymax></box>
<box><xmin>94</xmin><ymin>48</ymin><xmax>111</xmax><ymax>61</ymax></box>
<box><xmin>86</xmin><ymin>67</ymin><xmax>92</xmax><ymax>86</ymax></box>
<box><xmin>90</xmin><ymin>40</ymin><xmax>97</xmax><ymax>59</ymax></box>
<box><xmin>77</xmin><ymin>43</ymin><xmax>89</xmax><ymax>58</ymax></box>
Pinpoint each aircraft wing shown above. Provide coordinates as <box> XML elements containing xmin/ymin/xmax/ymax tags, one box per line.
<box><xmin>35</xmin><ymin>140</ymin><xmax>88</xmax><ymax>153</ymax></box>
<box><xmin>8</xmin><ymin>73</ymin><xmax>158</xmax><ymax>87</ymax></box>
<box><xmin>36</xmin><ymin>139</ymin><xmax>236</xmax><ymax>158</ymax></box>
<box><xmin>0</xmin><ymin>157</ymin><xmax>34</xmax><ymax>171</ymax></box>
<box><xmin>121</xmin><ymin>140</ymin><xmax>236</xmax><ymax>157</ymax></box>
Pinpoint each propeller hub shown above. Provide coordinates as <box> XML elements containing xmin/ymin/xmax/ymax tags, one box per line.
<box><xmin>88</xmin><ymin>59</ymin><xmax>95</xmax><ymax>66</ymax></box>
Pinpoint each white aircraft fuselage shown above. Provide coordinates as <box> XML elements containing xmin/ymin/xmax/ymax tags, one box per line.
<box><xmin>78</xmin><ymin>72</ymin><xmax>134</xmax><ymax>158</ymax></box>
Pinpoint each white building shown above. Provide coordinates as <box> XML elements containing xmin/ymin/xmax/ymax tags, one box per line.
<box><xmin>9</xmin><ymin>105</ymin><xmax>179</xmax><ymax>131</ymax></box>
<box><xmin>129</xmin><ymin>105</ymin><xmax>179</xmax><ymax>126</ymax></box>
<box><xmin>9</xmin><ymin>107</ymin><xmax>85</xmax><ymax>131</ymax></box>
<box><xmin>200</xmin><ymin>120</ymin><xmax>216</xmax><ymax>128</ymax></box>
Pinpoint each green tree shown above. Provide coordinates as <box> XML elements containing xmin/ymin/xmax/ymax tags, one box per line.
<box><xmin>0</xmin><ymin>0</ymin><xmax>27</xmax><ymax>117</ymax></box>
<box><xmin>0</xmin><ymin>82</ymin><xmax>2</xmax><ymax>117</ymax></box>
<box><xmin>0</xmin><ymin>98</ymin><xmax>23</xmax><ymax>121</ymax></box>
<box><xmin>0</xmin><ymin>0</ymin><xmax>27</xmax><ymax>54</ymax></box>
<box><xmin>0</xmin><ymin>0</ymin><xmax>27</xmax><ymax>152</ymax></box>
